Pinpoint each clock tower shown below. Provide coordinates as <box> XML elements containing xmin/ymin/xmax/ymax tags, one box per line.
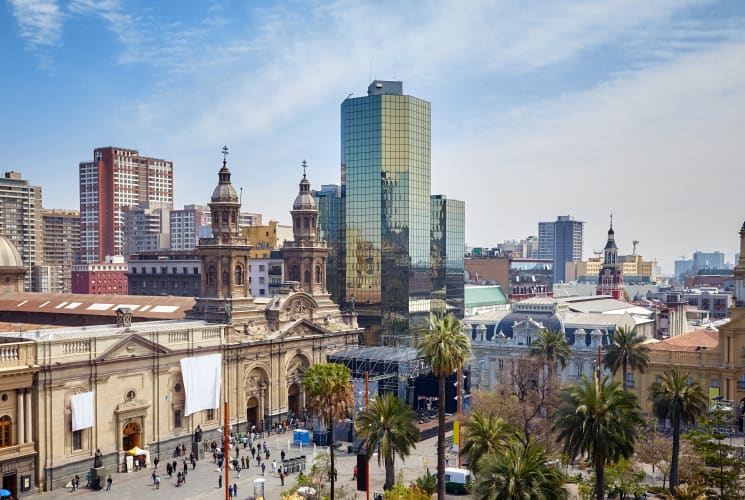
<box><xmin>596</xmin><ymin>215</ymin><xmax>626</xmax><ymax>300</ymax></box>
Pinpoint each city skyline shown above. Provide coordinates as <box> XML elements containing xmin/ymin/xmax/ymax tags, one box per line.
<box><xmin>2</xmin><ymin>1</ymin><xmax>744</xmax><ymax>273</ymax></box>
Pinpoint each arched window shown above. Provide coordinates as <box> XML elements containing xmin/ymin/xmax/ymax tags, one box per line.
<box><xmin>231</xmin><ymin>212</ymin><xmax>236</xmax><ymax>224</ymax></box>
<box><xmin>222</xmin><ymin>211</ymin><xmax>228</xmax><ymax>224</ymax></box>
<box><xmin>0</xmin><ymin>415</ymin><xmax>11</xmax><ymax>447</ymax></box>
<box><xmin>304</xmin><ymin>217</ymin><xmax>309</xmax><ymax>229</ymax></box>
<box><xmin>208</xmin><ymin>266</ymin><xmax>217</xmax><ymax>286</ymax></box>
<box><xmin>235</xmin><ymin>265</ymin><xmax>243</xmax><ymax>285</ymax></box>
<box><xmin>315</xmin><ymin>265</ymin><xmax>322</xmax><ymax>284</ymax></box>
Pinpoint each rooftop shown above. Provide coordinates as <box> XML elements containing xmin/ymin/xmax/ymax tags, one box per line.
<box><xmin>649</xmin><ymin>327</ymin><xmax>720</xmax><ymax>352</ymax></box>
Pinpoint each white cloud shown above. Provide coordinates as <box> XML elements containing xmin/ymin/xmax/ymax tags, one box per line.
<box><xmin>8</xmin><ymin>0</ymin><xmax>63</xmax><ymax>48</ymax></box>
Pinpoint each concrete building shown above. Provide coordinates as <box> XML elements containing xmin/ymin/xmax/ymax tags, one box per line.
<box><xmin>169</xmin><ymin>204</ymin><xmax>211</xmax><ymax>251</ymax></box>
<box><xmin>538</xmin><ymin>215</ymin><xmax>583</xmax><ymax>283</ymax></box>
<box><xmin>122</xmin><ymin>202</ymin><xmax>171</xmax><ymax>258</ymax></box>
<box><xmin>40</xmin><ymin>209</ymin><xmax>80</xmax><ymax>293</ymax></box>
<box><xmin>242</xmin><ymin>220</ymin><xmax>292</xmax><ymax>259</ymax></box>
<box><xmin>71</xmin><ymin>255</ymin><xmax>128</xmax><ymax>295</ymax></box>
<box><xmin>127</xmin><ymin>250</ymin><xmax>201</xmax><ymax>297</ymax></box>
<box><xmin>79</xmin><ymin>147</ymin><xmax>173</xmax><ymax>263</ymax></box>
<box><xmin>0</xmin><ymin>171</ymin><xmax>42</xmax><ymax>291</ymax></box>
<box><xmin>248</xmin><ymin>250</ymin><xmax>284</xmax><ymax>298</ymax></box>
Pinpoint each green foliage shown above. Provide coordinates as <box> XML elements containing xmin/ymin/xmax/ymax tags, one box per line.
<box><xmin>649</xmin><ymin>368</ymin><xmax>707</xmax><ymax>495</ymax></box>
<box><xmin>412</xmin><ymin>473</ymin><xmax>436</xmax><ymax>497</ymax></box>
<box><xmin>383</xmin><ymin>483</ymin><xmax>431</xmax><ymax>500</ymax></box>
<box><xmin>461</xmin><ymin>411</ymin><xmax>514</xmax><ymax>473</ymax></box>
<box><xmin>553</xmin><ymin>375</ymin><xmax>643</xmax><ymax>500</ymax></box>
<box><xmin>602</xmin><ymin>326</ymin><xmax>650</xmax><ymax>389</ymax></box>
<box><xmin>472</xmin><ymin>438</ymin><xmax>567</xmax><ymax>500</ymax></box>
<box><xmin>530</xmin><ymin>327</ymin><xmax>571</xmax><ymax>374</ymax></box>
<box><xmin>603</xmin><ymin>458</ymin><xmax>646</xmax><ymax>499</ymax></box>
<box><xmin>355</xmin><ymin>392</ymin><xmax>420</xmax><ymax>490</ymax></box>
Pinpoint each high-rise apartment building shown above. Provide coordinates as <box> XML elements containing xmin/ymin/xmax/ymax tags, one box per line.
<box><xmin>79</xmin><ymin>147</ymin><xmax>173</xmax><ymax>263</ymax></box>
<box><xmin>41</xmin><ymin>208</ymin><xmax>80</xmax><ymax>293</ymax></box>
<box><xmin>340</xmin><ymin>81</ymin><xmax>463</xmax><ymax>343</ymax></box>
<box><xmin>122</xmin><ymin>201</ymin><xmax>171</xmax><ymax>257</ymax></box>
<box><xmin>169</xmin><ymin>204</ymin><xmax>212</xmax><ymax>251</ymax></box>
<box><xmin>0</xmin><ymin>171</ymin><xmax>42</xmax><ymax>290</ymax></box>
<box><xmin>538</xmin><ymin>215</ymin><xmax>584</xmax><ymax>283</ymax></box>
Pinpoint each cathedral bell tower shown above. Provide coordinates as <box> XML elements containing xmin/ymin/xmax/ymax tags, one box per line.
<box><xmin>188</xmin><ymin>146</ymin><xmax>257</xmax><ymax>324</ymax></box>
<box><xmin>597</xmin><ymin>215</ymin><xmax>625</xmax><ymax>300</ymax></box>
<box><xmin>735</xmin><ymin>221</ymin><xmax>745</xmax><ymax>309</ymax></box>
<box><xmin>281</xmin><ymin>161</ymin><xmax>329</xmax><ymax>295</ymax></box>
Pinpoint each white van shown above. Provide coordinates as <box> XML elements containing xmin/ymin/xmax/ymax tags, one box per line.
<box><xmin>444</xmin><ymin>467</ymin><xmax>472</xmax><ymax>494</ymax></box>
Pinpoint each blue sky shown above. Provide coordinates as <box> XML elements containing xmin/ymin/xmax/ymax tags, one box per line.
<box><xmin>2</xmin><ymin>0</ymin><xmax>745</xmax><ymax>274</ymax></box>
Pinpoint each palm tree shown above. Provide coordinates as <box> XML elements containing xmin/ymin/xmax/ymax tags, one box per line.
<box><xmin>602</xmin><ymin>326</ymin><xmax>650</xmax><ymax>389</ymax></box>
<box><xmin>530</xmin><ymin>327</ymin><xmax>571</xmax><ymax>377</ymax></box>
<box><xmin>650</xmin><ymin>369</ymin><xmax>707</xmax><ymax>496</ymax></box>
<box><xmin>473</xmin><ymin>438</ymin><xmax>567</xmax><ymax>500</ymax></box>
<box><xmin>553</xmin><ymin>375</ymin><xmax>643</xmax><ymax>500</ymax></box>
<box><xmin>355</xmin><ymin>392</ymin><xmax>420</xmax><ymax>490</ymax></box>
<box><xmin>302</xmin><ymin>363</ymin><xmax>355</xmax><ymax>500</ymax></box>
<box><xmin>461</xmin><ymin>411</ymin><xmax>514</xmax><ymax>473</ymax></box>
<box><xmin>418</xmin><ymin>313</ymin><xmax>472</xmax><ymax>500</ymax></box>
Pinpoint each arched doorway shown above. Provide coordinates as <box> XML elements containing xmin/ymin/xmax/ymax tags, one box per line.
<box><xmin>122</xmin><ymin>421</ymin><xmax>140</xmax><ymax>450</ymax></box>
<box><xmin>246</xmin><ymin>397</ymin><xmax>259</xmax><ymax>431</ymax></box>
<box><xmin>288</xmin><ymin>384</ymin><xmax>301</xmax><ymax>418</ymax></box>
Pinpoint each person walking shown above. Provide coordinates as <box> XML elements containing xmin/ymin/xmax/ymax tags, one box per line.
<box><xmin>218</xmin><ymin>474</ymin><xmax>222</xmax><ymax>488</ymax></box>
<box><xmin>233</xmin><ymin>483</ymin><xmax>238</xmax><ymax>498</ymax></box>
<box><xmin>154</xmin><ymin>456</ymin><xmax>159</xmax><ymax>469</ymax></box>
<box><xmin>280</xmin><ymin>470</ymin><xmax>285</xmax><ymax>486</ymax></box>
<box><xmin>281</xmin><ymin>449</ymin><xmax>286</xmax><ymax>461</ymax></box>
<box><xmin>228</xmin><ymin>484</ymin><xmax>233</xmax><ymax>498</ymax></box>
<box><xmin>155</xmin><ymin>474</ymin><xmax>160</xmax><ymax>490</ymax></box>
<box><xmin>261</xmin><ymin>462</ymin><xmax>266</xmax><ymax>476</ymax></box>
<box><xmin>151</xmin><ymin>470</ymin><xmax>157</xmax><ymax>486</ymax></box>
<box><xmin>353</xmin><ymin>465</ymin><xmax>358</xmax><ymax>480</ymax></box>
<box><xmin>106</xmin><ymin>475</ymin><xmax>112</xmax><ymax>491</ymax></box>
<box><xmin>272</xmin><ymin>459</ymin><xmax>277</xmax><ymax>474</ymax></box>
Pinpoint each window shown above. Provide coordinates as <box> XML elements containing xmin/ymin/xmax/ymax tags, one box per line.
<box><xmin>174</xmin><ymin>409</ymin><xmax>182</xmax><ymax>428</ymax></box>
<box><xmin>259</xmin><ymin>265</ymin><xmax>265</xmax><ymax>272</ymax></box>
<box><xmin>316</xmin><ymin>265</ymin><xmax>322</xmax><ymax>283</ymax></box>
<box><xmin>161</xmin><ymin>266</ymin><xmax>167</xmax><ymax>275</ymax></box>
<box><xmin>174</xmin><ymin>383</ymin><xmax>181</xmax><ymax>393</ymax></box>
<box><xmin>206</xmin><ymin>409</ymin><xmax>214</xmax><ymax>421</ymax></box>
<box><xmin>711</xmin><ymin>379</ymin><xmax>720</xmax><ymax>388</ymax></box>
<box><xmin>172</xmin><ymin>267</ymin><xmax>177</xmax><ymax>274</ymax></box>
<box><xmin>193</xmin><ymin>267</ymin><xmax>198</xmax><ymax>274</ymax></box>
<box><xmin>235</xmin><ymin>265</ymin><xmax>243</xmax><ymax>285</ymax></box>
<box><xmin>222</xmin><ymin>271</ymin><xmax>229</xmax><ymax>285</ymax></box>
<box><xmin>259</xmin><ymin>277</ymin><xmax>265</xmax><ymax>284</ymax></box>
<box><xmin>0</xmin><ymin>415</ymin><xmax>11</xmax><ymax>447</ymax></box>
<box><xmin>739</xmin><ymin>373</ymin><xmax>745</xmax><ymax>389</ymax></box>
<box><xmin>72</xmin><ymin>429</ymin><xmax>82</xmax><ymax>450</ymax></box>
<box><xmin>259</xmin><ymin>289</ymin><xmax>265</xmax><ymax>296</ymax></box>
<box><xmin>208</xmin><ymin>266</ymin><xmax>216</xmax><ymax>286</ymax></box>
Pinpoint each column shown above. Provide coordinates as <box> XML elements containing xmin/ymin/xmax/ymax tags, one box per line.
<box><xmin>25</xmin><ymin>389</ymin><xmax>32</xmax><ymax>443</ymax></box>
<box><xmin>17</xmin><ymin>389</ymin><xmax>24</xmax><ymax>444</ymax></box>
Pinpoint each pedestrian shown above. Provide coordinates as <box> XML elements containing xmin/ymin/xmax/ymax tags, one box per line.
<box><xmin>218</xmin><ymin>474</ymin><xmax>222</xmax><ymax>488</ymax></box>
<box><xmin>154</xmin><ymin>456</ymin><xmax>159</xmax><ymax>469</ymax></box>
<box><xmin>272</xmin><ymin>459</ymin><xmax>277</xmax><ymax>474</ymax></box>
<box><xmin>176</xmin><ymin>472</ymin><xmax>182</xmax><ymax>487</ymax></box>
<box><xmin>191</xmin><ymin>457</ymin><xmax>196</xmax><ymax>470</ymax></box>
<box><xmin>155</xmin><ymin>474</ymin><xmax>160</xmax><ymax>490</ymax></box>
<box><xmin>251</xmin><ymin>446</ymin><xmax>256</xmax><ymax>458</ymax></box>
<box><xmin>236</xmin><ymin>464</ymin><xmax>241</xmax><ymax>478</ymax></box>
<box><xmin>172</xmin><ymin>460</ymin><xmax>177</xmax><ymax>472</ymax></box>
<box><xmin>257</xmin><ymin>454</ymin><xmax>261</xmax><ymax>467</ymax></box>
<box><xmin>151</xmin><ymin>470</ymin><xmax>157</xmax><ymax>485</ymax></box>
<box><xmin>233</xmin><ymin>483</ymin><xmax>238</xmax><ymax>498</ymax></box>
<box><xmin>166</xmin><ymin>462</ymin><xmax>172</xmax><ymax>478</ymax></box>
<box><xmin>183</xmin><ymin>460</ymin><xmax>188</xmax><ymax>475</ymax></box>
<box><xmin>228</xmin><ymin>484</ymin><xmax>233</xmax><ymax>498</ymax></box>
<box><xmin>280</xmin><ymin>471</ymin><xmax>285</xmax><ymax>486</ymax></box>
<box><xmin>70</xmin><ymin>474</ymin><xmax>79</xmax><ymax>492</ymax></box>
<box><xmin>261</xmin><ymin>462</ymin><xmax>266</xmax><ymax>476</ymax></box>
<box><xmin>281</xmin><ymin>449</ymin><xmax>286</xmax><ymax>461</ymax></box>
<box><xmin>265</xmin><ymin>449</ymin><xmax>270</xmax><ymax>460</ymax></box>
<box><xmin>353</xmin><ymin>465</ymin><xmax>358</xmax><ymax>480</ymax></box>
<box><xmin>106</xmin><ymin>475</ymin><xmax>112</xmax><ymax>491</ymax></box>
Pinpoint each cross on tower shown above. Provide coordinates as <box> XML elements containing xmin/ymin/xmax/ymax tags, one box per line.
<box><xmin>610</xmin><ymin>213</ymin><xmax>613</xmax><ymax>230</ymax></box>
<box><xmin>302</xmin><ymin>159</ymin><xmax>308</xmax><ymax>178</ymax></box>
<box><xmin>222</xmin><ymin>145</ymin><xmax>229</xmax><ymax>166</ymax></box>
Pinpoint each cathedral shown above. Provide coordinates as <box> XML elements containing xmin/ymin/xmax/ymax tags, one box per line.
<box><xmin>0</xmin><ymin>153</ymin><xmax>361</xmax><ymax>495</ymax></box>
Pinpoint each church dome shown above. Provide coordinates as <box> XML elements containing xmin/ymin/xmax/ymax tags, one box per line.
<box><xmin>211</xmin><ymin>165</ymin><xmax>239</xmax><ymax>203</ymax></box>
<box><xmin>0</xmin><ymin>236</ymin><xmax>23</xmax><ymax>268</ymax></box>
<box><xmin>293</xmin><ymin>163</ymin><xmax>316</xmax><ymax>210</ymax></box>
<box><xmin>495</xmin><ymin>311</ymin><xmax>563</xmax><ymax>338</ymax></box>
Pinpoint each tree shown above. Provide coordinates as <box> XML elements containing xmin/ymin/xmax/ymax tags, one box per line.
<box><xmin>472</xmin><ymin>438</ymin><xmax>567</xmax><ymax>500</ymax></box>
<box><xmin>418</xmin><ymin>313</ymin><xmax>471</xmax><ymax>500</ymax></box>
<box><xmin>602</xmin><ymin>326</ymin><xmax>650</xmax><ymax>390</ymax></box>
<box><xmin>530</xmin><ymin>328</ymin><xmax>571</xmax><ymax>377</ymax></box>
<box><xmin>355</xmin><ymin>392</ymin><xmax>420</xmax><ymax>490</ymax></box>
<box><xmin>650</xmin><ymin>368</ymin><xmax>707</xmax><ymax>496</ymax></box>
<box><xmin>553</xmin><ymin>375</ymin><xmax>643</xmax><ymax>500</ymax></box>
<box><xmin>412</xmin><ymin>473</ymin><xmax>437</xmax><ymax>497</ymax></box>
<box><xmin>461</xmin><ymin>411</ymin><xmax>514</xmax><ymax>473</ymax></box>
<box><xmin>303</xmin><ymin>363</ymin><xmax>355</xmax><ymax>500</ymax></box>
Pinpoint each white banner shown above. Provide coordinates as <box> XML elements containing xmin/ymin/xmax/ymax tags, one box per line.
<box><xmin>71</xmin><ymin>391</ymin><xmax>95</xmax><ymax>431</ymax></box>
<box><xmin>180</xmin><ymin>354</ymin><xmax>222</xmax><ymax>416</ymax></box>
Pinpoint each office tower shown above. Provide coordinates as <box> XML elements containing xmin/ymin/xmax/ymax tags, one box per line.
<box><xmin>41</xmin><ymin>208</ymin><xmax>80</xmax><ymax>293</ymax></box>
<box><xmin>538</xmin><ymin>215</ymin><xmax>584</xmax><ymax>283</ymax></box>
<box><xmin>0</xmin><ymin>171</ymin><xmax>42</xmax><ymax>290</ymax></box>
<box><xmin>341</xmin><ymin>80</ymin><xmax>434</xmax><ymax>343</ymax></box>
<box><xmin>169</xmin><ymin>204</ymin><xmax>212</xmax><ymax>251</ymax></box>
<box><xmin>431</xmin><ymin>195</ymin><xmax>465</xmax><ymax>318</ymax></box>
<box><xmin>692</xmin><ymin>251</ymin><xmax>725</xmax><ymax>271</ymax></box>
<box><xmin>122</xmin><ymin>201</ymin><xmax>171</xmax><ymax>257</ymax></box>
<box><xmin>79</xmin><ymin>147</ymin><xmax>173</xmax><ymax>263</ymax></box>
<box><xmin>313</xmin><ymin>184</ymin><xmax>343</xmax><ymax>302</ymax></box>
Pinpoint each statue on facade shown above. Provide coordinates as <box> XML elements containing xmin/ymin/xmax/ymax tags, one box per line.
<box><xmin>194</xmin><ymin>425</ymin><xmax>203</xmax><ymax>443</ymax></box>
<box><xmin>93</xmin><ymin>448</ymin><xmax>103</xmax><ymax>468</ymax></box>
<box><xmin>224</xmin><ymin>302</ymin><xmax>232</xmax><ymax>324</ymax></box>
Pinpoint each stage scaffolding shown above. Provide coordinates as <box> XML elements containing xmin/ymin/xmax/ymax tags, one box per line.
<box><xmin>326</xmin><ymin>346</ymin><xmax>431</xmax><ymax>403</ymax></box>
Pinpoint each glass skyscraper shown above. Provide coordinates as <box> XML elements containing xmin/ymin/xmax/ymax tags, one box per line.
<box><xmin>341</xmin><ymin>81</ymin><xmax>433</xmax><ymax>344</ymax></box>
<box><xmin>431</xmin><ymin>195</ymin><xmax>465</xmax><ymax>318</ymax></box>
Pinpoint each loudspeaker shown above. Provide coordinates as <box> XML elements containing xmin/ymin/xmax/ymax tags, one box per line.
<box><xmin>356</xmin><ymin>454</ymin><xmax>367</xmax><ymax>491</ymax></box>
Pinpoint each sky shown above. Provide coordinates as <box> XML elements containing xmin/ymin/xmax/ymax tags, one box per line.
<box><xmin>2</xmin><ymin>0</ymin><xmax>744</xmax><ymax>274</ymax></box>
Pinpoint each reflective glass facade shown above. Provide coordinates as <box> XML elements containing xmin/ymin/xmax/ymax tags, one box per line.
<box><xmin>313</xmin><ymin>185</ymin><xmax>344</xmax><ymax>303</ymax></box>
<box><xmin>430</xmin><ymin>196</ymin><xmax>465</xmax><ymax>318</ymax></box>
<box><xmin>341</xmin><ymin>82</ymin><xmax>431</xmax><ymax>341</ymax></box>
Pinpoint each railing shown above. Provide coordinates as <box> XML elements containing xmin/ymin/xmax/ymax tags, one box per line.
<box><xmin>0</xmin><ymin>442</ymin><xmax>35</xmax><ymax>458</ymax></box>
<box><xmin>0</xmin><ymin>342</ymin><xmax>37</xmax><ymax>369</ymax></box>
<box><xmin>649</xmin><ymin>350</ymin><xmax>718</xmax><ymax>367</ymax></box>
